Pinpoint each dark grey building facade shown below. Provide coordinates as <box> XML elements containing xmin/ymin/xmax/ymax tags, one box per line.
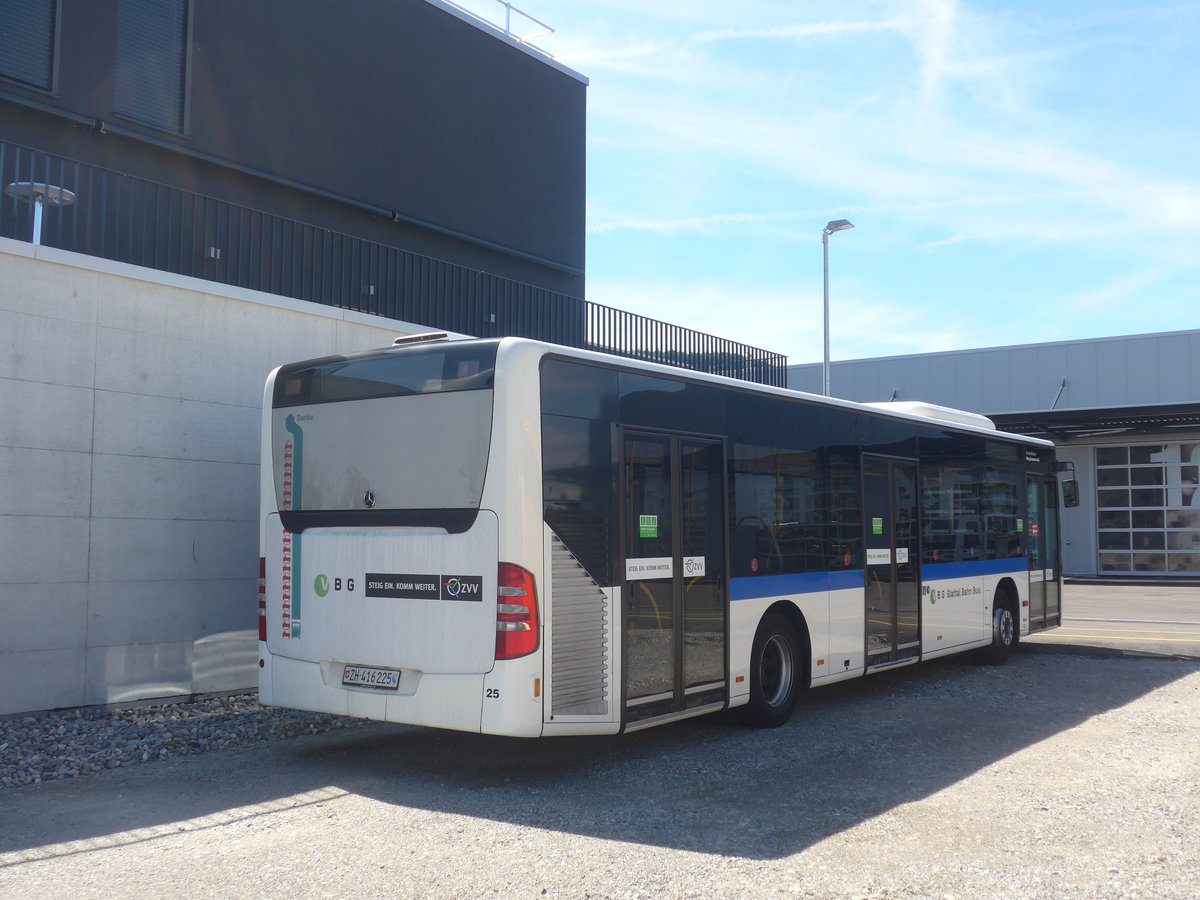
<box><xmin>789</xmin><ymin>330</ymin><xmax>1200</xmax><ymax>578</ymax></box>
<box><xmin>1</xmin><ymin>0</ymin><xmax>585</xmax><ymax>292</ymax></box>
<box><xmin>1</xmin><ymin>0</ymin><xmax>786</xmax><ymax>382</ymax></box>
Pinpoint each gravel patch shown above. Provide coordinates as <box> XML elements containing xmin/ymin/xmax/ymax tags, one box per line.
<box><xmin>0</xmin><ymin>693</ymin><xmax>362</xmax><ymax>788</ymax></box>
<box><xmin>2</xmin><ymin>652</ymin><xmax>1199</xmax><ymax>899</ymax></box>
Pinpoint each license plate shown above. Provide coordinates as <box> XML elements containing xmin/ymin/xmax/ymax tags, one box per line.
<box><xmin>341</xmin><ymin>664</ymin><xmax>401</xmax><ymax>691</ymax></box>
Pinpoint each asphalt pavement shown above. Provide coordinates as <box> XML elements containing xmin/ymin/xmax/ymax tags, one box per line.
<box><xmin>1026</xmin><ymin>578</ymin><xmax>1200</xmax><ymax>658</ymax></box>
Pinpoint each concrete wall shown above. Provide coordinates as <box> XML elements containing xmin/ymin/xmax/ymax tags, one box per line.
<box><xmin>0</xmin><ymin>237</ymin><xmax>427</xmax><ymax>715</ymax></box>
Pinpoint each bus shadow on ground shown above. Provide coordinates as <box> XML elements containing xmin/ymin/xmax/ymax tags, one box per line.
<box><xmin>300</xmin><ymin>646</ymin><xmax>1196</xmax><ymax>859</ymax></box>
<box><xmin>1</xmin><ymin>647</ymin><xmax>1195</xmax><ymax>862</ymax></box>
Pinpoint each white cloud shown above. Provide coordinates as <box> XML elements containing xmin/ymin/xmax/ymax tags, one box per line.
<box><xmin>690</xmin><ymin>16</ymin><xmax>918</xmax><ymax>43</ymax></box>
<box><xmin>587</xmin><ymin>210</ymin><xmax>793</xmax><ymax>236</ymax></box>
<box><xmin>910</xmin><ymin>0</ymin><xmax>958</xmax><ymax>119</ymax></box>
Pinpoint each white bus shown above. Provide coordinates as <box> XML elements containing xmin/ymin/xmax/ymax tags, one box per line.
<box><xmin>258</xmin><ymin>334</ymin><xmax>1063</xmax><ymax>736</ymax></box>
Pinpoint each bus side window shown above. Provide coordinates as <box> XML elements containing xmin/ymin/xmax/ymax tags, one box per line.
<box><xmin>731</xmin><ymin>444</ymin><xmax>825</xmax><ymax>575</ymax></box>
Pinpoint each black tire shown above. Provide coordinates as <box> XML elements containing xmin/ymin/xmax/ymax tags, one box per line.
<box><xmin>974</xmin><ymin>592</ymin><xmax>1018</xmax><ymax>665</ymax></box>
<box><xmin>741</xmin><ymin>612</ymin><xmax>803</xmax><ymax>728</ymax></box>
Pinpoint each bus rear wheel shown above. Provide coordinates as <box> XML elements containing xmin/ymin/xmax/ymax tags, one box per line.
<box><xmin>741</xmin><ymin>613</ymin><xmax>802</xmax><ymax>728</ymax></box>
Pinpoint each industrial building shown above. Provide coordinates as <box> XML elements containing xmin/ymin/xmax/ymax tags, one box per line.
<box><xmin>789</xmin><ymin>330</ymin><xmax>1200</xmax><ymax>578</ymax></box>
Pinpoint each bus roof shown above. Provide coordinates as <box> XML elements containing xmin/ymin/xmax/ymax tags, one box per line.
<box><xmin>487</xmin><ymin>336</ymin><xmax>1055</xmax><ymax>449</ymax></box>
<box><xmin>272</xmin><ymin>334</ymin><xmax>1053</xmax><ymax>449</ymax></box>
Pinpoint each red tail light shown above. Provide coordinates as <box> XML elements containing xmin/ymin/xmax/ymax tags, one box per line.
<box><xmin>496</xmin><ymin>562</ymin><xmax>539</xmax><ymax>660</ymax></box>
<box><xmin>258</xmin><ymin>556</ymin><xmax>267</xmax><ymax>642</ymax></box>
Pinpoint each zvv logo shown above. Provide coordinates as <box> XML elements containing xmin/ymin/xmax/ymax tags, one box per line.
<box><xmin>442</xmin><ymin>575</ymin><xmax>483</xmax><ymax>601</ymax></box>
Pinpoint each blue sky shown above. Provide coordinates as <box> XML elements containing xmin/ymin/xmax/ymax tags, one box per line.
<box><xmin>458</xmin><ymin>0</ymin><xmax>1199</xmax><ymax>365</ymax></box>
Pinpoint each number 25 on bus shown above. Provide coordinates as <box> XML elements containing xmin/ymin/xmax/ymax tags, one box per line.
<box><xmin>258</xmin><ymin>334</ymin><xmax>1064</xmax><ymax>736</ymax></box>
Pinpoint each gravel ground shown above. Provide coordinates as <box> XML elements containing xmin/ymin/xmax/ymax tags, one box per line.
<box><xmin>0</xmin><ymin>693</ymin><xmax>362</xmax><ymax>788</ymax></box>
<box><xmin>2</xmin><ymin>652</ymin><xmax>1199</xmax><ymax>899</ymax></box>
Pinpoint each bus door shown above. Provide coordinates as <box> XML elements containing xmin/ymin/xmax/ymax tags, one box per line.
<box><xmin>863</xmin><ymin>455</ymin><xmax>921</xmax><ymax>666</ymax></box>
<box><xmin>621</xmin><ymin>431</ymin><xmax>727</xmax><ymax>724</ymax></box>
<box><xmin>1025</xmin><ymin>475</ymin><xmax>1062</xmax><ymax>629</ymax></box>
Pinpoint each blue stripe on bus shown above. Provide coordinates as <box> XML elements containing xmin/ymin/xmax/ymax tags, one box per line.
<box><xmin>923</xmin><ymin>558</ymin><xmax>1028</xmax><ymax>580</ymax></box>
<box><xmin>731</xmin><ymin>570</ymin><xmax>863</xmax><ymax>601</ymax></box>
<box><xmin>731</xmin><ymin>558</ymin><xmax>1029</xmax><ymax>602</ymax></box>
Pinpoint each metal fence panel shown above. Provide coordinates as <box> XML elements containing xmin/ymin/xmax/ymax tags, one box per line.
<box><xmin>1</xmin><ymin>140</ymin><xmax>787</xmax><ymax>385</ymax></box>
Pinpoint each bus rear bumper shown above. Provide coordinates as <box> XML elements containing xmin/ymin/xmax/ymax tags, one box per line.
<box><xmin>260</xmin><ymin>652</ymin><xmax>491</xmax><ymax>734</ymax></box>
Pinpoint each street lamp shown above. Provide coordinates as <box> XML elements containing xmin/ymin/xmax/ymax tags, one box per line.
<box><xmin>821</xmin><ymin>218</ymin><xmax>854</xmax><ymax>396</ymax></box>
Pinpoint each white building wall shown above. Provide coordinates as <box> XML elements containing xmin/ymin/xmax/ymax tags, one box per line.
<box><xmin>0</xmin><ymin>238</ymin><xmax>428</xmax><ymax>715</ymax></box>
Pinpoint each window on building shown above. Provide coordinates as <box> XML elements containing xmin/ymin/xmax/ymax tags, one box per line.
<box><xmin>0</xmin><ymin>0</ymin><xmax>57</xmax><ymax>91</ymax></box>
<box><xmin>1097</xmin><ymin>442</ymin><xmax>1200</xmax><ymax>574</ymax></box>
<box><xmin>114</xmin><ymin>0</ymin><xmax>189</xmax><ymax>133</ymax></box>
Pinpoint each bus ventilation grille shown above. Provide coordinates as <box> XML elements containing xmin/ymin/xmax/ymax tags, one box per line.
<box><xmin>550</xmin><ymin>534</ymin><xmax>610</xmax><ymax>717</ymax></box>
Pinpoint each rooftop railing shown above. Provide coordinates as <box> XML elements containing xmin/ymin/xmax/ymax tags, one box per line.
<box><xmin>1</xmin><ymin>139</ymin><xmax>788</xmax><ymax>385</ymax></box>
<box><xmin>443</xmin><ymin>1</ymin><xmax>555</xmax><ymax>54</ymax></box>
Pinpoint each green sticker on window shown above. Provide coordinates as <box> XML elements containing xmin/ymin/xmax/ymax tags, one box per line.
<box><xmin>1017</xmin><ymin>519</ymin><xmax>1024</xmax><ymax>533</ymax></box>
<box><xmin>639</xmin><ymin>515</ymin><xmax>658</xmax><ymax>538</ymax></box>
<box><xmin>872</xmin><ymin>517</ymin><xmax>884</xmax><ymax>535</ymax></box>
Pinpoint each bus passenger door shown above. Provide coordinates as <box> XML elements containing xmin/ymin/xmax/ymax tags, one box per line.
<box><xmin>863</xmin><ymin>455</ymin><xmax>921</xmax><ymax>666</ymax></box>
<box><xmin>622</xmin><ymin>431</ymin><xmax>727</xmax><ymax>724</ymax></box>
<box><xmin>1025</xmin><ymin>475</ymin><xmax>1062</xmax><ymax>630</ymax></box>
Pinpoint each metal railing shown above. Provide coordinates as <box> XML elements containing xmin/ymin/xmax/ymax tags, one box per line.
<box><xmin>444</xmin><ymin>1</ymin><xmax>555</xmax><ymax>52</ymax></box>
<box><xmin>0</xmin><ymin>140</ymin><xmax>788</xmax><ymax>385</ymax></box>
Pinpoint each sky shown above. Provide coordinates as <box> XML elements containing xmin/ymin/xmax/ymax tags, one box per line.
<box><xmin>454</xmin><ymin>0</ymin><xmax>1200</xmax><ymax>366</ymax></box>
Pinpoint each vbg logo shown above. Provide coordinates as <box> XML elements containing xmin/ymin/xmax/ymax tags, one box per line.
<box><xmin>314</xmin><ymin>574</ymin><xmax>355</xmax><ymax>597</ymax></box>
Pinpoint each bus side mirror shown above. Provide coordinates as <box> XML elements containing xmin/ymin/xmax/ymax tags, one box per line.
<box><xmin>1061</xmin><ymin>479</ymin><xmax>1079</xmax><ymax>508</ymax></box>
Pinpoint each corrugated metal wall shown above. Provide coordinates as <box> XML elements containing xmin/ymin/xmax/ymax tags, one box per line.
<box><xmin>788</xmin><ymin>332</ymin><xmax>1200</xmax><ymax>412</ymax></box>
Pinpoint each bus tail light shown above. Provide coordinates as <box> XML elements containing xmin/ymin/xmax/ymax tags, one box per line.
<box><xmin>258</xmin><ymin>556</ymin><xmax>267</xmax><ymax>642</ymax></box>
<box><xmin>496</xmin><ymin>562</ymin><xmax>539</xmax><ymax>660</ymax></box>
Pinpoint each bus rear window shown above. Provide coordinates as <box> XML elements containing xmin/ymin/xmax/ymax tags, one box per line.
<box><xmin>274</xmin><ymin>342</ymin><xmax>498</xmax><ymax>408</ymax></box>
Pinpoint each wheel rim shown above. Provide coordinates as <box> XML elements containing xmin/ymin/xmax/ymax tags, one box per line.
<box><xmin>760</xmin><ymin>634</ymin><xmax>794</xmax><ymax>707</ymax></box>
<box><xmin>994</xmin><ymin>606</ymin><xmax>1014</xmax><ymax>647</ymax></box>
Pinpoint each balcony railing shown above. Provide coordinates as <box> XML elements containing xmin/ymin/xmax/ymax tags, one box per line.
<box><xmin>0</xmin><ymin>140</ymin><xmax>788</xmax><ymax>385</ymax></box>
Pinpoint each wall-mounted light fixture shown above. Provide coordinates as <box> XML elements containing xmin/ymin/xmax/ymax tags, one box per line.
<box><xmin>4</xmin><ymin>182</ymin><xmax>77</xmax><ymax>246</ymax></box>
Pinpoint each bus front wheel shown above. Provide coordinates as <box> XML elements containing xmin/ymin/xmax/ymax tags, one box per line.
<box><xmin>741</xmin><ymin>613</ymin><xmax>802</xmax><ymax>728</ymax></box>
<box><xmin>975</xmin><ymin>593</ymin><xmax>1018</xmax><ymax>665</ymax></box>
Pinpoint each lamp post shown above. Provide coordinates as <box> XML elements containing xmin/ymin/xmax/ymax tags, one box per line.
<box><xmin>821</xmin><ymin>218</ymin><xmax>854</xmax><ymax>396</ymax></box>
